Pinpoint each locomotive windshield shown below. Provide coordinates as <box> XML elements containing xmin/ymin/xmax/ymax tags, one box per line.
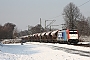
<box><xmin>69</xmin><ymin>32</ymin><xmax>77</xmax><ymax>34</ymax></box>
<box><xmin>69</xmin><ymin>30</ymin><xmax>78</xmax><ymax>34</ymax></box>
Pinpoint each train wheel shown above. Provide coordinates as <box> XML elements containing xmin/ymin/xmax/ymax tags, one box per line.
<box><xmin>73</xmin><ymin>42</ymin><xmax>78</xmax><ymax>45</ymax></box>
<box><xmin>68</xmin><ymin>42</ymin><xmax>71</xmax><ymax>45</ymax></box>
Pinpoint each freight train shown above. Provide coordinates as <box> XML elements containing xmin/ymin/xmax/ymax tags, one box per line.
<box><xmin>25</xmin><ymin>29</ymin><xmax>79</xmax><ymax>44</ymax></box>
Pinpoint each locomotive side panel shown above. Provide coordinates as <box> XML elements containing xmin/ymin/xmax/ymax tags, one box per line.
<box><xmin>57</xmin><ymin>30</ymin><xmax>67</xmax><ymax>43</ymax></box>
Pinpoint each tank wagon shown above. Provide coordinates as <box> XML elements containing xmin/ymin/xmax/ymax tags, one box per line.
<box><xmin>28</xmin><ymin>29</ymin><xmax>79</xmax><ymax>44</ymax></box>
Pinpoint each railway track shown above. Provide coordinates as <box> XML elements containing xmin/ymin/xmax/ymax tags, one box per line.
<box><xmin>50</xmin><ymin>45</ymin><xmax>90</xmax><ymax>57</ymax></box>
<box><xmin>70</xmin><ymin>42</ymin><xmax>90</xmax><ymax>47</ymax></box>
<box><xmin>44</xmin><ymin>43</ymin><xmax>90</xmax><ymax>57</ymax></box>
<box><xmin>74</xmin><ymin>44</ymin><xmax>90</xmax><ymax>47</ymax></box>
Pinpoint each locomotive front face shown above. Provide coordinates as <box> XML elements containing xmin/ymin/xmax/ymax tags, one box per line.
<box><xmin>67</xmin><ymin>30</ymin><xmax>79</xmax><ymax>44</ymax></box>
<box><xmin>68</xmin><ymin>30</ymin><xmax>78</xmax><ymax>40</ymax></box>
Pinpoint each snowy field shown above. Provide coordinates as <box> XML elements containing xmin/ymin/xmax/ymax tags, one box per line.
<box><xmin>0</xmin><ymin>42</ymin><xmax>90</xmax><ymax>60</ymax></box>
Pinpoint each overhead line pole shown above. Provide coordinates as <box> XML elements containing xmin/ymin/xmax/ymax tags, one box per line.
<box><xmin>50</xmin><ymin>25</ymin><xmax>59</xmax><ymax>31</ymax></box>
<box><xmin>40</xmin><ymin>18</ymin><xmax>41</xmax><ymax>43</ymax></box>
<box><xmin>45</xmin><ymin>20</ymin><xmax>56</xmax><ymax>31</ymax></box>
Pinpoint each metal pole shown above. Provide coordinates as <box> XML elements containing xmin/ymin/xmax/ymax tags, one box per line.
<box><xmin>45</xmin><ymin>20</ymin><xmax>46</xmax><ymax>30</ymax></box>
<box><xmin>50</xmin><ymin>26</ymin><xmax>51</xmax><ymax>31</ymax></box>
<box><xmin>40</xmin><ymin>18</ymin><xmax>41</xmax><ymax>43</ymax></box>
<box><xmin>45</xmin><ymin>20</ymin><xmax>56</xmax><ymax>31</ymax></box>
<box><xmin>61</xmin><ymin>24</ymin><xmax>66</xmax><ymax>30</ymax></box>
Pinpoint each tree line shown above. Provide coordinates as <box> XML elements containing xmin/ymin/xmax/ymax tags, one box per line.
<box><xmin>0</xmin><ymin>23</ymin><xmax>16</xmax><ymax>40</ymax></box>
<box><xmin>1</xmin><ymin>2</ymin><xmax>90</xmax><ymax>40</ymax></box>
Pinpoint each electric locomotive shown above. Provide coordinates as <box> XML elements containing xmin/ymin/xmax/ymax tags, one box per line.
<box><xmin>57</xmin><ymin>29</ymin><xmax>79</xmax><ymax>44</ymax></box>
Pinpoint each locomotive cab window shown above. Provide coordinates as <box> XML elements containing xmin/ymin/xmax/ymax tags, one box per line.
<box><xmin>69</xmin><ymin>30</ymin><xmax>78</xmax><ymax>34</ymax></box>
<box><xmin>69</xmin><ymin>32</ymin><xmax>77</xmax><ymax>34</ymax></box>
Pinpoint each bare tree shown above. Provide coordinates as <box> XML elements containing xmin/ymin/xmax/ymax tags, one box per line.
<box><xmin>86</xmin><ymin>17</ymin><xmax>90</xmax><ymax>35</ymax></box>
<box><xmin>63</xmin><ymin>2</ymin><xmax>81</xmax><ymax>29</ymax></box>
<box><xmin>0</xmin><ymin>23</ymin><xmax>16</xmax><ymax>39</ymax></box>
<box><xmin>13</xmin><ymin>27</ymin><xmax>19</xmax><ymax>38</ymax></box>
<box><xmin>30</xmin><ymin>24</ymin><xmax>44</xmax><ymax>34</ymax></box>
<box><xmin>87</xmin><ymin>17</ymin><xmax>90</xmax><ymax>26</ymax></box>
<box><xmin>3</xmin><ymin>23</ymin><xmax>16</xmax><ymax>38</ymax></box>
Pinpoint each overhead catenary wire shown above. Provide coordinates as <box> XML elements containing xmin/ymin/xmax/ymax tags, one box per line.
<box><xmin>48</xmin><ymin>0</ymin><xmax>90</xmax><ymax>19</ymax></box>
<box><xmin>78</xmin><ymin>0</ymin><xmax>90</xmax><ymax>7</ymax></box>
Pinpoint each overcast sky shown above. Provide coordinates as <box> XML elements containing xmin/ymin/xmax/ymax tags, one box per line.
<box><xmin>0</xmin><ymin>0</ymin><xmax>90</xmax><ymax>30</ymax></box>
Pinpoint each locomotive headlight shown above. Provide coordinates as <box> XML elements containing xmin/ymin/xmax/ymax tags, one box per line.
<box><xmin>69</xmin><ymin>34</ymin><xmax>78</xmax><ymax>39</ymax></box>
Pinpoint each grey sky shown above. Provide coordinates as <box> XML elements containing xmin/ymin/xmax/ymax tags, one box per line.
<box><xmin>0</xmin><ymin>0</ymin><xmax>90</xmax><ymax>30</ymax></box>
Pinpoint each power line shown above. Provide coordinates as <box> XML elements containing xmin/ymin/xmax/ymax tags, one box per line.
<box><xmin>48</xmin><ymin>14</ymin><xmax>62</xmax><ymax>19</ymax></box>
<box><xmin>78</xmin><ymin>0</ymin><xmax>90</xmax><ymax>7</ymax></box>
<box><xmin>48</xmin><ymin>0</ymin><xmax>90</xmax><ymax>19</ymax></box>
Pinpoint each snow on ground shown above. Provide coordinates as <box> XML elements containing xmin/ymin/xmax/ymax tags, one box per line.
<box><xmin>0</xmin><ymin>42</ymin><xmax>90</xmax><ymax>60</ymax></box>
